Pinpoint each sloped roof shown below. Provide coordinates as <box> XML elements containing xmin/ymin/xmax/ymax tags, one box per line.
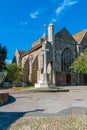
<box><xmin>18</xmin><ymin>50</ymin><xmax>26</xmax><ymax>57</ymax></box>
<box><xmin>73</xmin><ymin>30</ymin><xmax>87</xmax><ymax>43</ymax></box>
<box><xmin>55</xmin><ymin>27</ymin><xmax>76</xmax><ymax>44</ymax></box>
<box><xmin>22</xmin><ymin>39</ymin><xmax>45</xmax><ymax>57</ymax></box>
<box><xmin>23</xmin><ymin>27</ymin><xmax>87</xmax><ymax>58</ymax></box>
<box><xmin>12</xmin><ymin>50</ymin><xmax>26</xmax><ymax>63</ymax></box>
<box><xmin>22</xmin><ymin>27</ymin><xmax>78</xmax><ymax>57</ymax></box>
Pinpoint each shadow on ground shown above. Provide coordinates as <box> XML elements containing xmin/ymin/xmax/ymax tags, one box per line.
<box><xmin>0</xmin><ymin>109</ymin><xmax>45</xmax><ymax>130</ymax></box>
<box><xmin>0</xmin><ymin>95</ymin><xmax>16</xmax><ymax>107</ymax></box>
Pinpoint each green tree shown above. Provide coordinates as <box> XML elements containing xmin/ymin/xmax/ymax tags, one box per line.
<box><xmin>0</xmin><ymin>44</ymin><xmax>7</xmax><ymax>71</ymax></box>
<box><xmin>70</xmin><ymin>48</ymin><xmax>87</xmax><ymax>74</ymax></box>
<box><xmin>5</xmin><ymin>63</ymin><xmax>22</xmax><ymax>83</ymax></box>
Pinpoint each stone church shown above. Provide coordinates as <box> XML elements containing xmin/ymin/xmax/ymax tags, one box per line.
<box><xmin>13</xmin><ymin>24</ymin><xmax>87</xmax><ymax>87</ymax></box>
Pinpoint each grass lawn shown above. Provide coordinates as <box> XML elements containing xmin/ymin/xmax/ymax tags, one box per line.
<box><xmin>8</xmin><ymin>86</ymin><xmax>69</xmax><ymax>92</ymax></box>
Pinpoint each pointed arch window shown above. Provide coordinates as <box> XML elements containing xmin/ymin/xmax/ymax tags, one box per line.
<box><xmin>61</xmin><ymin>48</ymin><xmax>72</xmax><ymax>72</ymax></box>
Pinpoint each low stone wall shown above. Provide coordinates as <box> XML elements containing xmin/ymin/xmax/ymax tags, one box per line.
<box><xmin>0</xmin><ymin>92</ymin><xmax>9</xmax><ymax>104</ymax></box>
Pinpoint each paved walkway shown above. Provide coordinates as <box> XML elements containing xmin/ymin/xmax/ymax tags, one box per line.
<box><xmin>0</xmin><ymin>86</ymin><xmax>87</xmax><ymax>129</ymax></box>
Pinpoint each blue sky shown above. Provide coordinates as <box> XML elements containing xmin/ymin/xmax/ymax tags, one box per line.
<box><xmin>0</xmin><ymin>0</ymin><xmax>86</xmax><ymax>63</ymax></box>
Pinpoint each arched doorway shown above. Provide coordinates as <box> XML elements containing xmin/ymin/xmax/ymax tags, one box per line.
<box><xmin>66</xmin><ymin>73</ymin><xmax>71</xmax><ymax>85</ymax></box>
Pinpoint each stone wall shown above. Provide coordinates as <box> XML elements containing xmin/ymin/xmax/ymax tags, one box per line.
<box><xmin>55</xmin><ymin>40</ymin><xmax>76</xmax><ymax>72</ymax></box>
<box><xmin>31</xmin><ymin>56</ymin><xmax>38</xmax><ymax>84</ymax></box>
<box><xmin>22</xmin><ymin>57</ymin><xmax>29</xmax><ymax>83</ymax></box>
<box><xmin>32</xmin><ymin>39</ymin><xmax>42</xmax><ymax>47</ymax></box>
<box><xmin>29</xmin><ymin>47</ymin><xmax>43</xmax><ymax>84</ymax></box>
<box><xmin>56</xmin><ymin>72</ymin><xmax>76</xmax><ymax>86</ymax></box>
<box><xmin>78</xmin><ymin>73</ymin><xmax>87</xmax><ymax>85</ymax></box>
<box><xmin>0</xmin><ymin>92</ymin><xmax>9</xmax><ymax>104</ymax></box>
<box><xmin>80</xmin><ymin>32</ymin><xmax>87</xmax><ymax>51</ymax></box>
<box><xmin>56</xmin><ymin>72</ymin><xmax>66</xmax><ymax>85</ymax></box>
<box><xmin>54</xmin><ymin>28</ymin><xmax>77</xmax><ymax>85</ymax></box>
<box><xmin>14</xmin><ymin>50</ymin><xmax>22</xmax><ymax>67</ymax></box>
<box><xmin>22</xmin><ymin>46</ymin><xmax>43</xmax><ymax>84</ymax></box>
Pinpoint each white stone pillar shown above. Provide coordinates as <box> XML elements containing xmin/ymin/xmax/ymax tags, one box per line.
<box><xmin>77</xmin><ymin>44</ymin><xmax>80</xmax><ymax>57</ymax></box>
<box><xmin>76</xmin><ymin>44</ymin><xmax>80</xmax><ymax>85</ymax></box>
<box><xmin>43</xmin><ymin>40</ymin><xmax>49</xmax><ymax>83</ymax></box>
<box><xmin>48</xmin><ymin>23</ymin><xmax>56</xmax><ymax>85</ymax></box>
<box><xmin>48</xmin><ymin>23</ymin><xmax>54</xmax><ymax>44</ymax></box>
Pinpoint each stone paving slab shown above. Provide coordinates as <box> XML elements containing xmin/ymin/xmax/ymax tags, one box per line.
<box><xmin>0</xmin><ymin>86</ymin><xmax>87</xmax><ymax>129</ymax></box>
<box><xmin>71</xmin><ymin>108</ymin><xmax>86</xmax><ymax>115</ymax></box>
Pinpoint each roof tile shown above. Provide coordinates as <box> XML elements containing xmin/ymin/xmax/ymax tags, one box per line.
<box><xmin>73</xmin><ymin>30</ymin><xmax>87</xmax><ymax>43</ymax></box>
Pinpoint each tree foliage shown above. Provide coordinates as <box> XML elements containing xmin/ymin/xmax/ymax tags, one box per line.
<box><xmin>0</xmin><ymin>44</ymin><xmax>7</xmax><ymax>71</ymax></box>
<box><xmin>5</xmin><ymin>63</ymin><xmax>22</xmax><ymax>83</ymax></box>
<box><xmin>70</xmin><ymin>48</ymin><xmax>87</xmax><ymax>74</ymax></box>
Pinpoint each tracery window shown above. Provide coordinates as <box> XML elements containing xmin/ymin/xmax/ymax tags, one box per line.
<box><xmin>61</xmin><ymin>48</ymin><xmax>72</xmax><ymax>72</ymax></box>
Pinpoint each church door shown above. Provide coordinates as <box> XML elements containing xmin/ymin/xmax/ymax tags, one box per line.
<box><xmin>66</xmin><ymin>74</ymin><xmax>71</xmax><ymax>85</ymax></box>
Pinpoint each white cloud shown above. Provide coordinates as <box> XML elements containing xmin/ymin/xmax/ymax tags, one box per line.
<box><xmin>66</xmin><ymin>1</ymin><xmax>78</xmax><ymax>5</ymax></box>
<box><xmin>56</xmin><ymin>0</ymin><xmax>78</xmax><ymax>15</ymax></box>
<box><xmin>30</xmin><ymin>8</ymin><xmax>47</xmax><ymax>19</ymax></box>
<box><xmin>30</xmin><ymin>11</ymin><xmax>39</xmax><ymax>19</ymax></box>
<box><xmin>56</xmin><ymin>4</ymin><xmax>65</xmax><ymax>14</ymax></box>
<box><xmin>51</xmin><ymin>18</ymin><xmax>57</xmax><ymax>22</ymax></box>
<box><xmin>49</xmin><ymin>0</ymin><xmax>78</xmax><ymax>23</ymax></box>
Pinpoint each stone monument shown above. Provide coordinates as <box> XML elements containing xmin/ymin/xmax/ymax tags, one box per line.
<box><xmin>35</xmin><ymin>24</ymin><xmax>55</xmax><ymax>88</ymax></box>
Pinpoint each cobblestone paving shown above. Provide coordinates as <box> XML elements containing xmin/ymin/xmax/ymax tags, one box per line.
<box><xmin>6</xmin><ymin>115</ymin><xmax>87</xmax><ymax>130</ymax></box>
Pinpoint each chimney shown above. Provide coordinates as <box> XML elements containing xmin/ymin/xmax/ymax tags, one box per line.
<box><xmin>48</xmin><ymin>23</ymin><xmax>54</xmax><ymax>44</ymax></box>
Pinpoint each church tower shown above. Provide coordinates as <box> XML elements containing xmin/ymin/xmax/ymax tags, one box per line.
<box><xmin>48</xmin><ymin>23</ymin><xmax>55</xmax><ymax>44</ymax></box>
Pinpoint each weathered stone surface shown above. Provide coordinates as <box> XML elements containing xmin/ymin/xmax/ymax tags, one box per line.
<box><xmin>0</xmin><ymin>92</ymin><xmax>9</xmax><ymax>104</ymax></box>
